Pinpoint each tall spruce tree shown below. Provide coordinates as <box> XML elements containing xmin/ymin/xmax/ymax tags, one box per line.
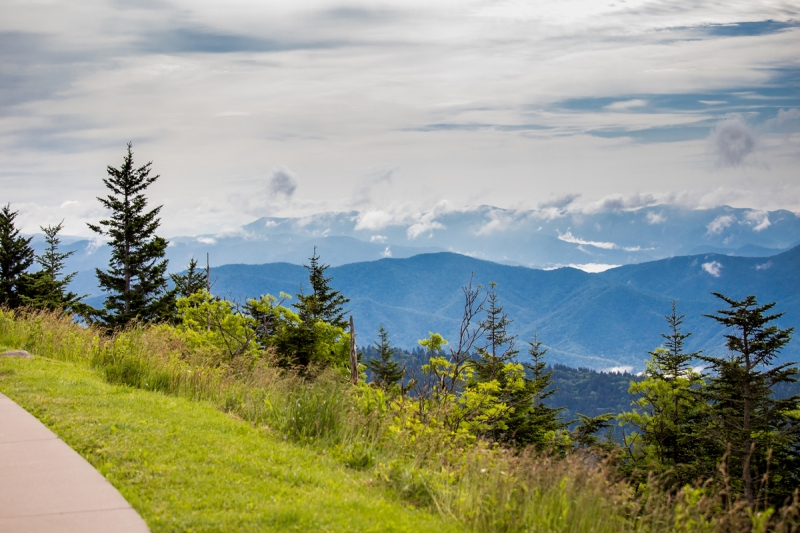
<box><xmin>18</xmin><ymin>221</ymin><xmax>86</xmax><ymax>313</ymax></box>
<box><xmin>0</xmin><ymin>204</ymin><xmax>34</xmax><ymax>308</ymax></box>
<box><xmin>366</xmin><ymin>324</ymin><xmax>404</xmax><ymax>390</ymax></box>
<box><xmin>293</xmin><ymin>247</ymin><xmax>349</xmax><ymax>328</ymax></box>
<box><xmin>473</xmin><ymin>282</ymin><xmax>518</xmax><ymax>381</ymax></box>
<box><xmin>88</xmin><ymin>143</ymin><xmax>172</xmax><ymax>328</ymax></box>
<box><xmin>521</xmin><ymin>336</ymin><xmax>566</xmax><ymax>449</ymax></box>
<box><xmin>701</xmin><ymin>293</ymin><xmax>798</xmax><ymax>506</ymax></box>
<box><xmin>619</xmin><ymin>303</ymin><xmax>705</xmax><ymax>485</ymax></box>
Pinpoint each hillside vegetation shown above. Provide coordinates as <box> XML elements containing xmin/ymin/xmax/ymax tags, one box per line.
<box><xmin>206</xmin><ymin>246</ymin><xmax>800</xmax><ymax>369</ymax></box>
<box><xmin>1</xmin><ymin>309</ymin><xmax>798</xmax><ymax>532</ymax></box>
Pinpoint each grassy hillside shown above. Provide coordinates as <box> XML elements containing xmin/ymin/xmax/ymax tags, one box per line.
<box><xmin>0</xmin><ymin>356</ymin><xmax>458</xmax><ymax>533</ymax></box>
<box><xmin>2</xmin><ymin>310</ymin><xmax>796</xmax><ymax>532</ymax></box>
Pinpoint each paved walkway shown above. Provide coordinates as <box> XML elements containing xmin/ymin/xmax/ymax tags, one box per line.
<box><xmin>0</xmin><ymin>393</ymin><xmax>151</xmax><ymax>533</ymax></box>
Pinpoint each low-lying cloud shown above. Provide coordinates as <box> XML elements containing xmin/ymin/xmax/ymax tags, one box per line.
<box><xmin>702</xmin><ymin>261</ymin><xmax>722</xmax><ymax>277</ymax></box>
<box><xmin>706</xmin><ymin>214</ymin><xmax>735</xmax><ymax>235</ymax></box>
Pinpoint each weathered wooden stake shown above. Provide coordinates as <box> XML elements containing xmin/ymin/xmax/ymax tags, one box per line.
<box><xmin>349</xmin><ymin>315</ymin><xmax>358</xmax><ymax>385</ymax></box>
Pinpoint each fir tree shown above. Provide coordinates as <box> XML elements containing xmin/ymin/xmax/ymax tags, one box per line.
<box><xmin>88</xmin><ymin>143</ymin><xmax>173</xmax><ymax>328</ymax></box>
<box><xmin>700</xmin><ymin>293</ymin><xmax>798</xmax><ymax>506</ymax></box>
<box><xmin>0</xmin><ymin>204</ymin><xmax>34</xmax><ymax>308</ymax></box>
<box><xmin>365</xmin><ymin>324</ymin><xmax>404</xmax><ymax>390</ymax></box>
<box><xmin>473</xmin><ymin>282</ymin><xmax>518</xmax><ymax>381</ymax></box>
<box><xmin>18</xmin><ymin>221</ymin><xmax>87</xmax><ymax>313</ymax></box>
<box><xmin>293</xmin><ymin>247</ymin><xmax>349</xmax><ymax>329</ymax></box>
<box><xmin>520</xmin><ymin>336</ymin><xmax>566</xmax><ymax>449</ymax></box>
<box><xmin>619</xmin><ymin>303</ymin><xmax>705</xmax><ymax>485</ymax></box>
<box><xmin>171</xmin><ymin>258</ymin><xmax>207</xmax><ymax>298</ymax></box>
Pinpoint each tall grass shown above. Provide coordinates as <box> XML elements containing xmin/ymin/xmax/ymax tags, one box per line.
<box><xmin>1</xmin><ymin>308</ymin><xmax>798</xmax><ymax>533</ymax></box>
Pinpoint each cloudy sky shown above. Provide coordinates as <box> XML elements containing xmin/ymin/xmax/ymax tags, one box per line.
<box><xmin>2</xmin><ymin>0</ymin><xmax>799</xmax><ymax>237</ymax></box>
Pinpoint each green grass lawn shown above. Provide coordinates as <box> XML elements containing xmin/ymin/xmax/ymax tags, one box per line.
<box><xmin>0</xmin><ymin>356</ymin><xmax>460</xmax><ymax>533</ymax></box>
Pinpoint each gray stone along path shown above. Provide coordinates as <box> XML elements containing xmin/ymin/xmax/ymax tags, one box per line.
<box><xmin>0</xmin><ymin>393</ymin><xmax>151</xmax><ymax>533</ymax></box>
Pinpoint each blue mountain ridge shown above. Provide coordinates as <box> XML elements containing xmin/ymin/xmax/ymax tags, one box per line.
<box><xmin>207</xmin><ymin>245</ymin><xmax>800</xmax><ymax>371</ymax></box>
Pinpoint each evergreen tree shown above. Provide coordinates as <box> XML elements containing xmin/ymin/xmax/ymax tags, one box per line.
<box><xmin>88</xmin><ymin>143</ymin><xmax>173</xmax><ymax>328</ymax></box>
<box><xmin>293</xmin><ymin>247</ymin><xmax>349</xmax><ymax>329</ymax></box>
<box><xmin>365</xmin><ymin>324</ymin><xmax>404</xmax><ymax>390</ymax></box>
<box><xmin>466</xmin><ymin>286</ymin><xmax>565</xmax><ymax>448</ymax></box>
<box><xmin>700</xmin><ymin>292</ymin><xmax>798</xmax><ymax>506</ymax></box>
<box><xmin>619</xmin><ymin>303</ymin><xmax>706</xmax><ymax>485</ymax></box>
<box><xmin>0</xmin><ymin>204</ymin><xmax>34</xmax><ymax>308</ymax></box>
<box><xmin>519</xmin><ymin>336</ymin><xmax>566</xmax><ymax>449</ymax></box>
<box><xmin>18</xmin><ymin>221</ymin><xmax>87</xmax><ymax>313</ymax></box>
<box><xmin>473</xmin><ymin>282</ymin><xmax>518</xmax><ymax>381</ymax></box>
<box><xmin>171</xmin><ymin>258</ymin><xmax>207</xmax><ymax>298</ymax></box>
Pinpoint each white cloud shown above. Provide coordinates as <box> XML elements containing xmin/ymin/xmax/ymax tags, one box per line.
<box><xmin>558</xmin><ymin>230</ymin><xmax>617</xmax><ymax>250</ymax></box>
<box><xmin>602</xmin><ymin>365</ymin><xmax>634</xmax><ymax>374</ymax></box>
<box><xmin>355</xmin><ymin>210</ymin><xmax>397</xmax><ymax>231</ymax></box>
<box><xmin>407</xmin><ymin>217</ymin><xmax>445</xmax><ymax>239</ymax></box>
<box><xmin>568</xmin><ymin>263</ymin><xmax>620</xmax><ymax>273</ymax></box>
<box><xmin>702</xmin><ymin>261</ymin><xmax>722</xmax><ymax>277</ymax></box>
<box><xmin>557</xmin><ymin>230</ymin><xmax>643</xmax><ymax>252</ymax></box>
<box><xmin>583</xmin><ymin>193</ymin><xmax>659</xmax><ymax>214</ymax></box>
<box><xmin>380</xmin><ymin>246</ymin><xmax>392</xmax><ymax>258</ymax></box>
<box><xmin>476</xmin><ymin>210</ymin><xmax>520</xmax><ymax>235</ymax></box>
<box><xmin>196</xmin><ymin>236</ymin><xmax>217</xmax><ymax>245</ymax></box>
<box><xmin>755</xmin><ymin>261</ymin><xmax>772</xmax><ymax>270</ymax></box>
<box><xmin>744</xmin><ymin>210</ymin><xmax>771</xmax><ymax>231</ymax></box>
<box><xmin>85</xmin><ymin>235</ymin><xmax>106</xmax><ymax>255</ymax></box>
<box><xmin>370</xmin><ymin>235</ymin><xmax>387</xmax><ymax>243</ymax></box>
<box><xmin>604</xmin><ymin>99</ymin><xmax>647</xmax><ymax>111</ymax></box>
<box><xmin>646</xmin><ymin>211</ymin><xmax>666</xmax><ymax>224</ymax></box>
<box><xmin>706</xmin><ymin>215</ymin><xmax>735</xmax><ymax>235</ymax></box>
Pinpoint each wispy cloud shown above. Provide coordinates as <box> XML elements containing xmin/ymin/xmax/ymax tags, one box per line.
<box><xmin>702</xmin><ymin>261</ymin><xmax>723</xmax><ymax>277</ymax></box>
<box><xmin>744</xmin><ymin>210</ymin><xmax>771</xmax><ymax>231</ymax></box>
<box><xmin>604</xmin><ymin>99</ymin><xmax>648</xmax><ymax>111</ymax></box>
<box><xmin>706</xmin><ymin>215</ymin><xmax>735</xmax><ymax>235</ymax></box>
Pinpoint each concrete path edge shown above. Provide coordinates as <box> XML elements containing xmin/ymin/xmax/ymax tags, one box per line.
<box><xmin>0</xmin><ymin>393</ymin><xmax>151</xmax><ymax>533</ymax></box>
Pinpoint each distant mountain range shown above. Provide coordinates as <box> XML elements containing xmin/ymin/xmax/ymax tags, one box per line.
<box><xmin>48</xmin><ymin>203</ymin><xmax>799</xmax><ymax>371</ymax></box>
<box><xmin>42</xmin><ymin>205</ymin><xmax>800</xmax><ymax>291</ymax></box>
<box><xmin>202</xmin><ymin>245</ymin><xmax>800</xmax><ymax>372</ymax></box>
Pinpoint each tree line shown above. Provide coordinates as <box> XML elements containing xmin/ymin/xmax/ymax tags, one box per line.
<box><xmin>2</xmin><ymin>143</ymin><xmax>799</xmax><ymax>511</ymax></box>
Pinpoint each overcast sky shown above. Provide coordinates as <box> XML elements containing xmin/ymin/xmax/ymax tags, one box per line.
<box><xmin>2</xmin><ymin>0</ymin><xmax>799</xmax><ymax>237</ymax></box>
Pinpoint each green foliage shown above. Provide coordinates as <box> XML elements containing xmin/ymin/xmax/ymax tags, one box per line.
<box><xmin>619</xmin><ymin>303</ymin><xmax>706</xmax><ymax>485</ymax></box>
<box><xmin>284</xmin><ymin>248</ymin><xmax>351</xmax><ymax>367</ymax></box>
<box><xmin>88</xmin><ymin>143</ymin><xmax>173</xmax><ymax>328</ymax></box>
<box><xmin>365</xmin><ymin>324</ymin><xmax>404</xmax><ymax>390</ymax></box>
<box><xmin>176</xmin><ymin>290</ymin><xmax>260</xmax><ymax>361</ymax></box>
<box><xmin>293</xmin><ymin>247</ymin><xmax>349</xmax><ymax>329</ymax></box>
<box><xmin>4</xmin><ymin>309</ymin><xmax>800</xmax><ymax>532</ymax></box>
<box><xmin>18</xmin><ymin>221</ymin><xmax>89</xmax><ymax>314</ymax></box>
<box><xmin>0</xmin><ymin>204</ymin><xmax>34</xmax><ymax>308</ymax></box>
<box><xmin>572</xmin><ymin>413</ymin><xmax>615</xmax><ymax>448</ymax></box>
<box><xmin>700</xmin><ymin>292</ymin><xmax>799</xmax><ymax>505</ymax></box>
<box><xmin>170</xmin><ymin>257</ymin><xmax>207</xmax><ymax>299</ymax></box>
